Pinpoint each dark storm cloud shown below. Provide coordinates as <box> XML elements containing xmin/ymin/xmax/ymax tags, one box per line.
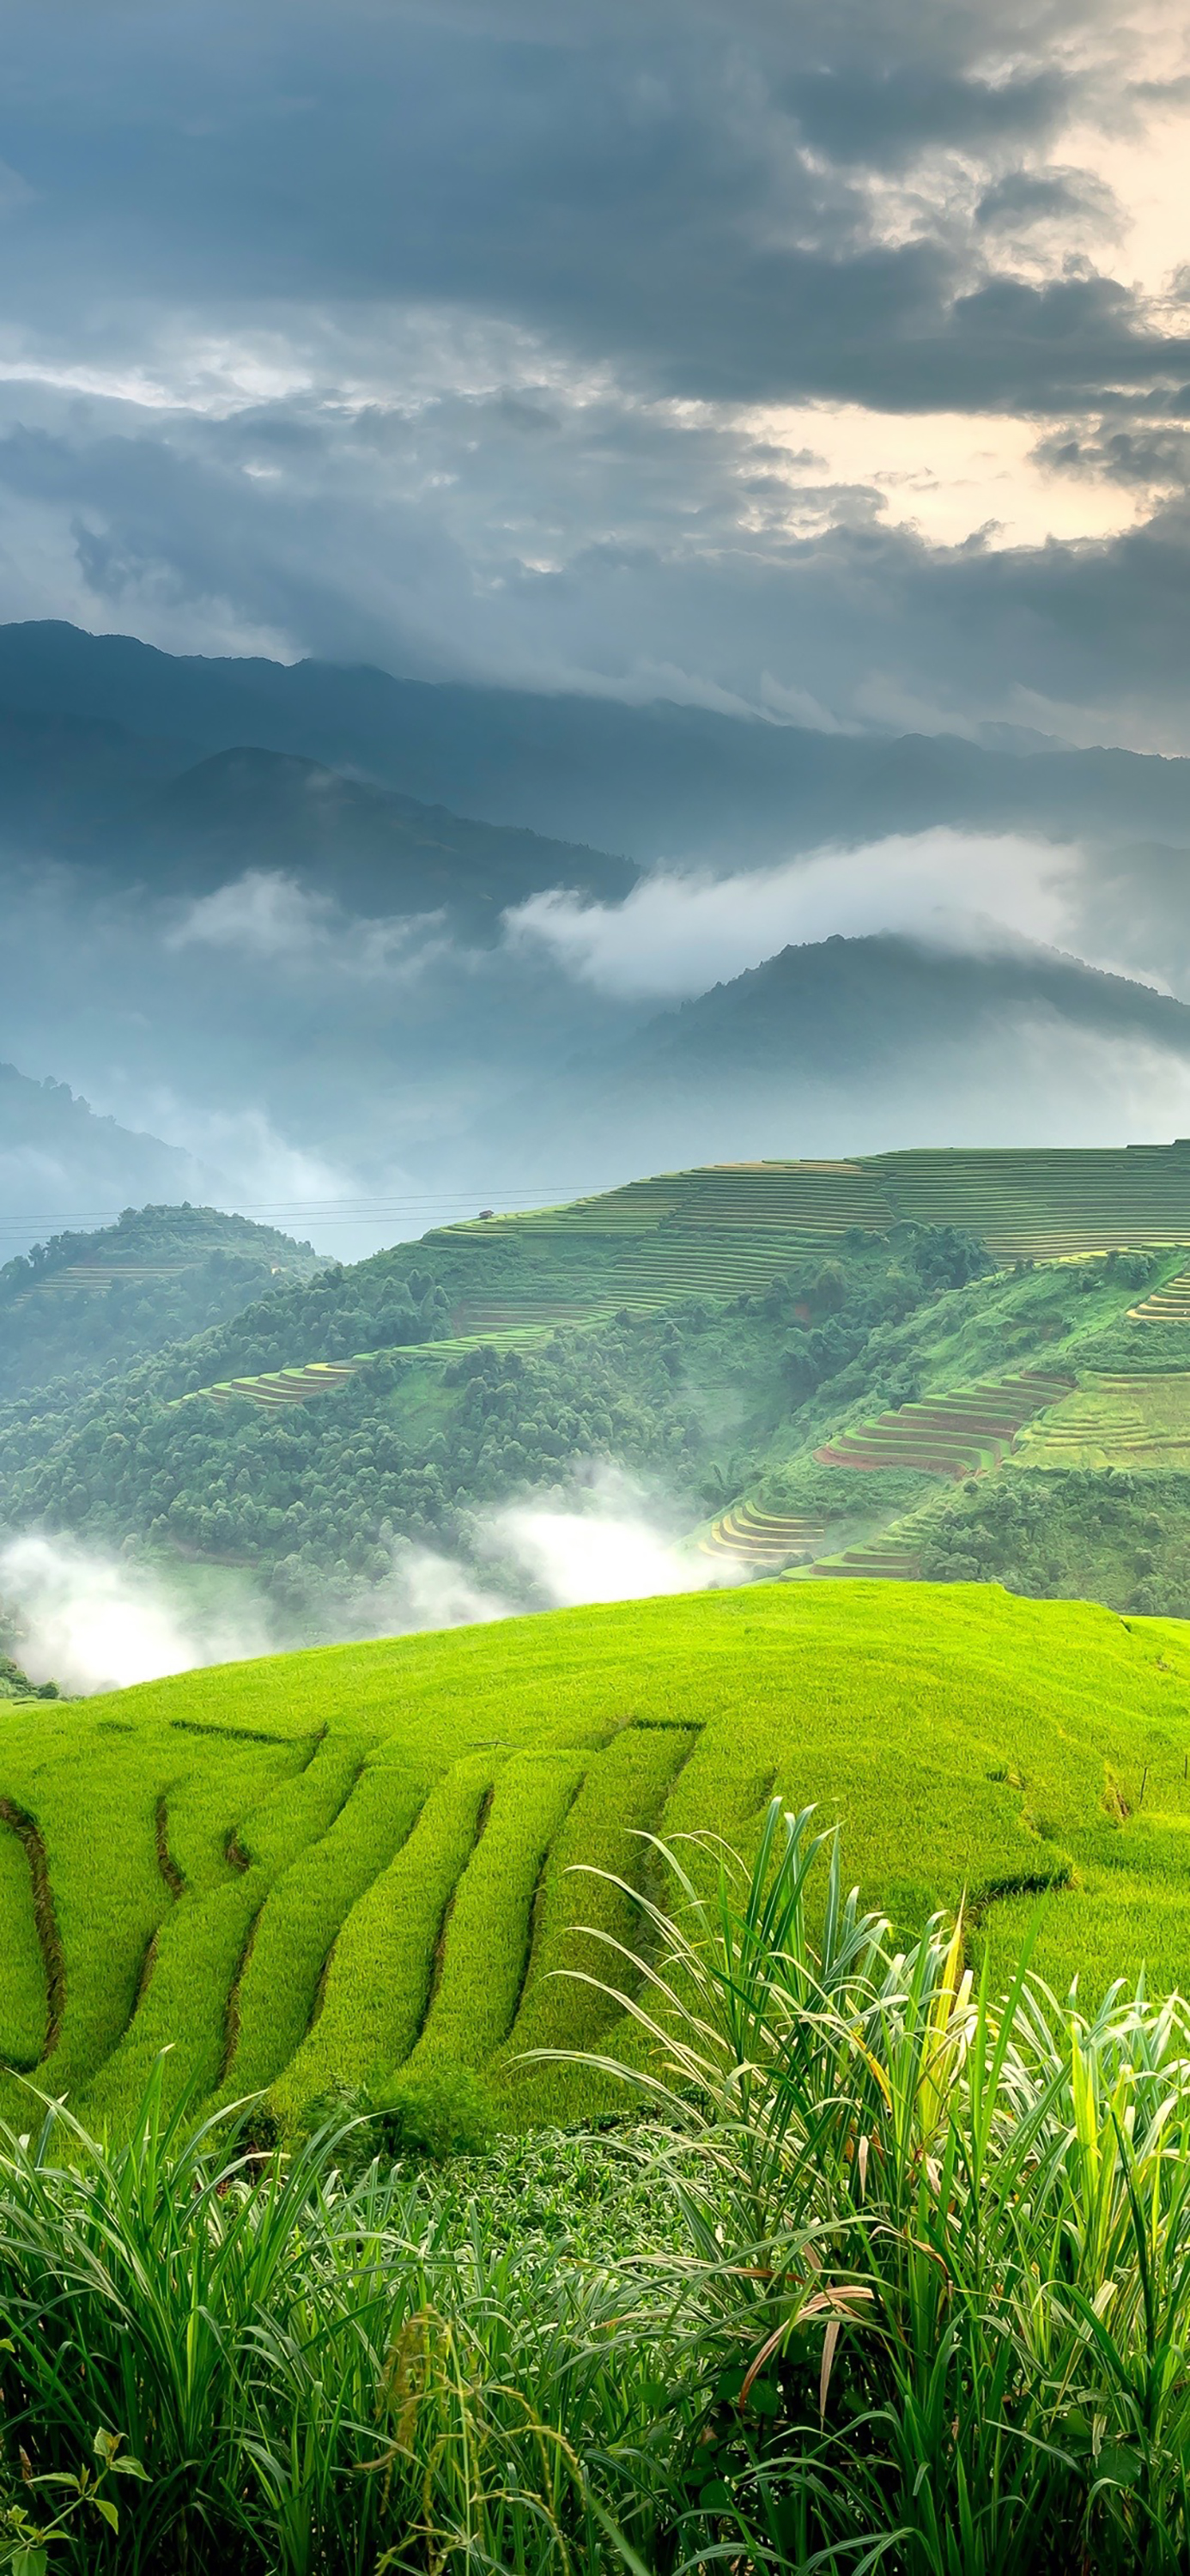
<box><xmin>0</xmin><ymin>0</ymin><xmax>1180</xmax><ymax>413</ymax></box>
<box><xmin>786</xmin><ymin>67</ymin><xmax>1067</xmax><ymax>167</ymax></box>
<box><xmin>0</xmin><ymin>0</ymin><xmax>1185</xmax><ymax>740</ymax></box>
<box><xmin>2</xmin><ymin>390</ymin><xmax>1187</xmax><ymax>746</ymax></box>
<box><xmin>974</xmin><ymin>168</ymin><xmax>1120</xmax><ymax>234</ymax></box>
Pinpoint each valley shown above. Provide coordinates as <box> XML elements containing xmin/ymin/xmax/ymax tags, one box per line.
<box><xmin>5</xmin><ymin>13</ymin><xmax>1190</xmax><ymax>2562</ymax></box>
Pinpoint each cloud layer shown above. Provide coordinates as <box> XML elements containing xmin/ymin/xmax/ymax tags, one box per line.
<box><xmin>507</xmin><ymin>829</ymin><xmax>1096</xmax><ymax>999</ymax></box>
<box><xmin>0</xmin><ymin>0</ymin><xmax>1184</xmax><ymax>739</ymax></box>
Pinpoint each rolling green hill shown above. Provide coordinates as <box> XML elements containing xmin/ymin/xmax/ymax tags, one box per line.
<box><xmin>0</xmin><ymin>1203</ymin><xmax>323</xmax><ymax>1403</ymax></box>
<box><xmin>111</xmin><ymin>1144</ymin><xmax>1190</xmax><ymax>1424</ymax></box>
<box><xmin>11</xmin><ymin>1147</ymin><xmax>1190</xmax><ymax>1631</ymax></box>
<box><xmin>0</xmin><ymin>1214</ymin><xmax>999</xmax><ymax>1615</ymax></box>
<box><xmin>1</xmin><ymin>1581</ymin><xmax>1189</xmax><ymax>2138</ymax></box>
<box><xmin>176</xmin><ymin>1144</ymin><xmax>1190</xmax><ymax>1403</ymax></box>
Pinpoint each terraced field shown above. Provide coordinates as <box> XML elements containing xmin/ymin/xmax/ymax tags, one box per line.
<box><xmin>450</xmin><ymin>1148</ymin><xmax>1190</xmax><ymax>1263</ymax></box>
<box><xmin>5</xmin><ymin>1583</ymin><xmax>1190</xmax><ymax>2134</ymax></box>
<box><xmin>1131</xmin><ymin>1267</ymin><xmax>1190</xmax><ymax>1323</ymax></box>
<box><xmin>452</xmin><ymin>1162</ymin><xmax>899</xmax><ymax>1241</ymax></box>
<box><xmin>4</xmin><ymin>1208</ymin><xmax>313</xmax><ymax>1311</ymax></box>
<box><xmin>170</xmin><ymin>1145</ymin><xmax>1190</xmax><ymax>1412</ymax></box>
<box><xmin>869</xmin><ymin>1145</ymin><xmax>1190</xmax><ymax>1261</ymax></box>
<box><xmin>1019</xmin><ymin>1373</ymin><xmax>1190</xmax><ymax>1469</ymax></box>
<box><xmin>697</xmin><ymin>1501</ymin><xmax>826</xmax><ymax>1571</ymax></box>
<box><xmin>814</xmin><ymin>1370</ymin><xmax>1073</xmax><ymax>1479</ymax></box>
<box><xmin>185</xmin><ymin>1360</ymin><xmax>360</xmax><ymax>1411</ymax></box>
<box><xmin>808</xmin><ymin>1528</ymin><xmax>925</xmax><ymax>1581</ymax></box>
<box><xmin>11</xmin><ymin>1261</ymin><xmax>195</xmax><ymax>1298</ymax></box>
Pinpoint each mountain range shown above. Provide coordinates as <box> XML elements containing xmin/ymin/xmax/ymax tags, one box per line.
<box><xmin>488</xmin><ymin>933</ymin><xmax>1190</xmax><ymax>1185</ymax></box>
<box><xmin>0</xmin><ymin>620</ymin><xmax>1187</xmax><ymax>871</ymax></box>
<box><xmin>2</xmin><ymin>620</ymin><xmax>1190</xmax><ymax>1251</ymax></box>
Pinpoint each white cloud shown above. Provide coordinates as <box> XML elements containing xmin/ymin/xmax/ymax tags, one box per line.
<box><xmin>475</xmin><ymin>1461</ymin><xmax>721</xmax><ymax>1607</ymax></box>
<box><xmin>117</xmin><ymin>1092</ymin><xmax>358</xmax><ymax>1234</ymax></box>
<box><xmin>0</xmin><ymin>1467</ymin><xmax>737</xmax><ymax>1695</ymax></box>
<box><xmin>505</xmin><ymin>827</ymin><xmax>1101</xmax><ymax>1000</ymax></box>
<box><xmin>746</xmin><ymin>402</ymin><xmax>1146</xmax><ymax>551</ymax></box>
<box><xmin>167</xmin><ymin>869</ymin><xmax>450</xmax><ymax>980</ymax></box>
<box><xmin>0</xmin><ymin>1534</ymin><xmax>275</xmax><ymax>1695</ymax></box>
<box><xmin>167</xmin><ymin>870</ymin><xmax>331</xmax><ymax>963</ymax></box>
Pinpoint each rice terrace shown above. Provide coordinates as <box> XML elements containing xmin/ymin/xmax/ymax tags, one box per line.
<box><xmin>9</xmin><ymin>1142</ymin><xmax>1190</xmax><ymax>2145</ymax></box>
<box><xmin>135</xmin><ymin>1143</ymin><xmax>1190</xmax><ymax>1608</ymax></box>
<box><xmin>4</xmin><ymin>1573</ymin><xmax>1190</xmax><ymax>2130</ymax></box>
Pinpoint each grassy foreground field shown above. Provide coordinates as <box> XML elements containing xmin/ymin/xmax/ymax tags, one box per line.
<box><xmin>4</xmin><ymin>1580</ymin><xmax>1190</xmax><ymax>2134</ymax></box>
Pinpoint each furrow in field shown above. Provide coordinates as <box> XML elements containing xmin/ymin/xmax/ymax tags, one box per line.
<box><xmin>0</xmin><ymin>1801</ymin><xmax>59</xmax><ymax>2068</ymax></box>
<box><xmin>496</xmin><ymin>1723</ymin><xmax>702</xmax><ymax>2119</ymax></box>
<box><xmin>270</xmin><ymin>1754</ymin><xmax>501</xmax><ymax>2123</ymax></box>
<box><xmin>400</xmin><ymin>1751</ymin><xmax>590</xmax><ymax>2080</ymax></box>
<box><xmin>78</xmin><ymin>1730</ymin><xmax>363</xmax><ymax>2130</ymax></box>
<box><xmin>222</xmin><ymin>1753</ymin><xmax>428</xmax><ymax>2097</ymax></box>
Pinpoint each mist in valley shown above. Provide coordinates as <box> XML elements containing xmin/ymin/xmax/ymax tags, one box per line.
<box><xmin>4</xmin><ymin>817</ymin><xmax>1190</xmax><ymax>1261</ymax></box>
<box><xmin>0</xmin><ymin>1464</ymin><xmax>737</xmax><ymax>1696</ymax></box>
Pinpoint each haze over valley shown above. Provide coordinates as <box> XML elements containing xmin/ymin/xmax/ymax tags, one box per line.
<box><xmin>5</xmin><ymin>623</ymin><xmax>1190</xmax><ymax>1257</ymax></box>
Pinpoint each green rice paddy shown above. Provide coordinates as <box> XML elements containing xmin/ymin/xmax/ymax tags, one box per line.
<box><xmin>698</xmin><ymin>1501</ymin><xmax>826</xmax><ymax>1571</ymax></box>
<box><xmin>1131</xmin><ymin>1265</ymin><xmax>1190</xmax><ymax>1323</ymax></box>
<box><xmin>172</xmin><ymin>1145</ymin><xmax>1190</xmax><ymax>1411</ymax></box>
<box><xmin>1019</xmin><ymin>1371</ymin><xmax>1190</xmax><ymax>1469</ymax></box>
<box><xmin>813</xmin><ymin>1367</ymin><xmax>1074</xmax><ymax>1479</ymax></box>
<box><xmin>5</xmin><ymin>1581</ymin><xmax>1190</xmax><ymax>2133</ymax></box>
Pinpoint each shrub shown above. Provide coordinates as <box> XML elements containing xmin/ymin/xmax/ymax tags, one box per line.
<box><xmin>5</xmin><ymin>1814</ymin><xmax>1190</xmax><ymax>2570</ymax></box>
<box><xmin>375</xmin><ymin>2057</ymin><xmax>496</xmax><ymax>2161</ymax></box>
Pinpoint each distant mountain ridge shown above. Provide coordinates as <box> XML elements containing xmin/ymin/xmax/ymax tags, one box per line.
<box><xmin>0</xmin><ymin>620</ymin><xmax>1187</xmax><ymax>866</ymax></box>
<box><xmin>0</xmin><ymin>1063</ymin><xmax>225</xmax><ymax>1255</ymax></box>
<box><xmin>126</xmin><ymin>746</ymin><xmax>638</xmax><ymax>925</ymax></box>
<box><xmin>0</xmin><ymin>692</ymin><xmax>638</xmax><ymax>926</ymax></box>
<box><xmin>638</xmin><ymin>933</ymin><xmax>1190</xmax><ymax>1075</ymax></box>
<box><xmin>511</xmin><ymin>932</ymin><xmax>1190</xmax><ymax>1181</ymax></box>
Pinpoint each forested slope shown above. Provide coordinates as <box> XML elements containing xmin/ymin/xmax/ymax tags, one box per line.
<box><xmin>7</xmin><ymin>1151</ymin><xmax>1190</xmax><ymax>1632</ymax></box>
<box><xmin>0</xmin><ymin>1203</ymin><xmax>322</xmax><ymax>1402</ymax></box>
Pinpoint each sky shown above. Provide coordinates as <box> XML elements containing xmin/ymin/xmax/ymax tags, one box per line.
<box><xmin>0</xmin><ymin>0</ymin><xmax>1186</xmax><ymax>747</ymax></box>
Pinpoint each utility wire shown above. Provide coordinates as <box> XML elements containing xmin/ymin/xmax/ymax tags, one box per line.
<box><xmin>0</xmin><ymin>1182</ymin><xmax>614</xmax><ymax>1241</ymax></box>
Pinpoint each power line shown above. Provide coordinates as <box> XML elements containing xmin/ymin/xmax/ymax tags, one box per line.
<box><xmin>0</xmin><ymin>1182</ymin><xmax>612</xmax><ymax>1239</ymax></box>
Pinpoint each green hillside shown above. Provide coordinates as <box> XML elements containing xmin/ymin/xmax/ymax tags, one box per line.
<box><xmin>154</xmin><ymin>1145</ymin><xmax>1190</xmax><ymax>1407</ymax></box>
<box><xmin>1</xmin><ymin>1581</ymin><xmax>1189</xmax><ymax>2138</ymax></box>
<box><xmin>10</xmin><ymin>1147</ymin><xmax>1190</xmax><ymax>1633</ymax></box>
<box><xmin>0</xmin><ymin>1218</ymin><xmax>999</xmax><ymax>1619</ymax></box>
<box><xmin>0</xmin><ymin>1202</ymin><xmax>322</xmax><ymax>1402</ymax></box>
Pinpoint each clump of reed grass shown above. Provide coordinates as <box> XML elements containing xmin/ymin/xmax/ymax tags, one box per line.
<box><xmin>2</xmin><ymin>1803</ymin><xmax>1190</xmax><ymax>2572</ymax></box>
<box><xmin>551</xmin><ymin>1797</ymin><xmax>1190</xmax><ymax>2573</ymax></box>
<box><xmin>0</xmin><ymin>2074</ymin><xmax>678</xmax><ymax>2574</ymax></box>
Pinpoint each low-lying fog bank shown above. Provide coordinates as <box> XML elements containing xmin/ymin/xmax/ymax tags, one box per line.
<box><xmin>0</xmin><ymin>1465</ymin><xmax>739</xmax><ymax>1695</ymax></box>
